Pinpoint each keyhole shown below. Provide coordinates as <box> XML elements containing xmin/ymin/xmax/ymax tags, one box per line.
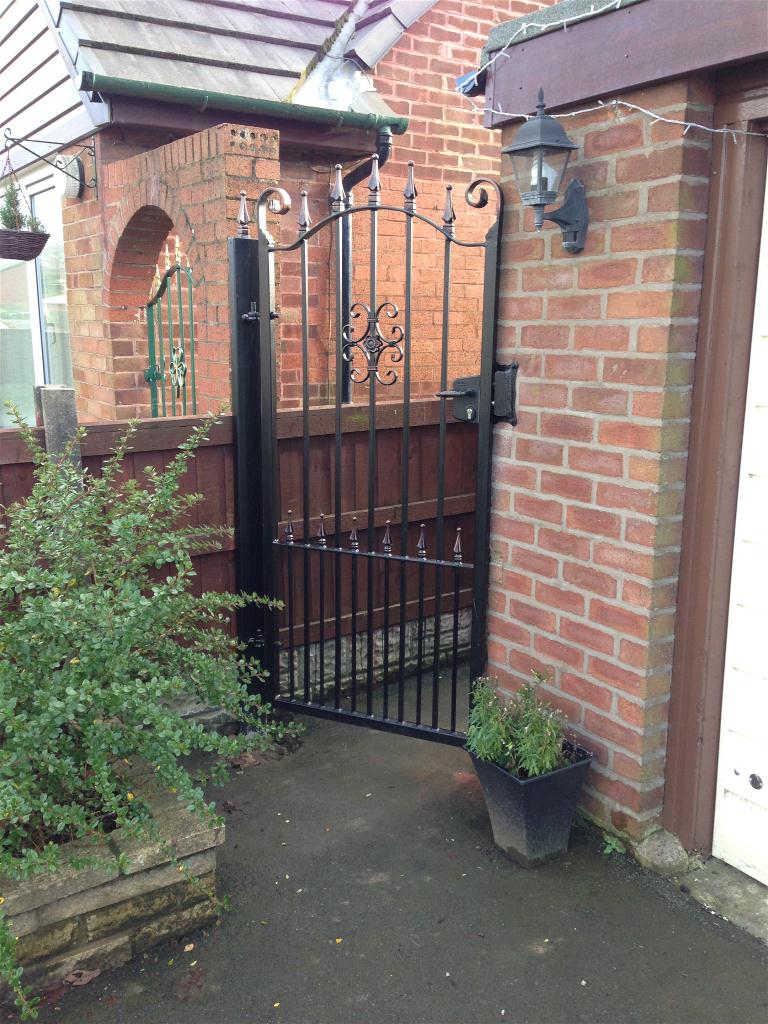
<box><xmin>749</xmin><ymin>774</ymin><xmax>763</xmax><ymax>790</ymax></box>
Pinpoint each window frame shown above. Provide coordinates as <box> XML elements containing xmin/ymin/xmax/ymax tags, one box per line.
<box><xmin>16</xmin><ymin>165</ymin><xmax>70</xmax><ymax>388</ymax></box>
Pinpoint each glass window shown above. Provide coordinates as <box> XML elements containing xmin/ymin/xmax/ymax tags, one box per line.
<box><xmin>0</xmin><ymin>259</ymin><xmax>38</xmax><ymax>425</ymax></box>
<box><xmin>0</xmin><ymin>173</ymin><xmax>72</xmax><ymax>427</ymax></box>
<box><xmin>31</xmin><ymin>188</ymin><xmax>73</xmax><ymax>389</ymax></box>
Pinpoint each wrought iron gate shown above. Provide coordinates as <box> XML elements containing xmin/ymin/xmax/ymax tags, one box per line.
<box><xmin>229</xmin><ymin>158</ymin><xmax>507</xmax><ymax>745</ymax></box>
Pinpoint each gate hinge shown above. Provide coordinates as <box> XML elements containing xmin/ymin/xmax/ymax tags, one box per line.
<box><xmin>435</xmin><ymin>363</ymin><xmax>518</xmax><ymax>425</ymax></box>
<box><xmin>242</xmin><ymin>302</ymin><xmax>279</xmax><ymax>323</ymax></box>
<box><xmin>491</xmin><ymin>363</ymin><xmax>518</xmax><ymax>424</ymax></box>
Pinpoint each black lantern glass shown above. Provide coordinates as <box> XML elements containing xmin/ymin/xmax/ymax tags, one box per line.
<box><xmin>502</xmin><ymin>88</ymin><xmax>578</xmax><ymax>228</ymax></box>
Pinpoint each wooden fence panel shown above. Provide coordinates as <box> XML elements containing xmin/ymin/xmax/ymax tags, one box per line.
<box><xmin>0</xmin><ymin>402</ymin><xmax>477</xmax><ymax>642</ymax></box>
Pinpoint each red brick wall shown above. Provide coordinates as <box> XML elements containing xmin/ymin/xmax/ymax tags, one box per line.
<box><xmin>487</xmin><ymin>78</ymin><xmax>715</xmax><ymax>839</ymax></box>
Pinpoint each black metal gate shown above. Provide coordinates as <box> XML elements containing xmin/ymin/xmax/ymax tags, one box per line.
<box><xmin>229</xmin><ymin>157</ymin><xmax>510</xmax><ymax>745</ymax></box>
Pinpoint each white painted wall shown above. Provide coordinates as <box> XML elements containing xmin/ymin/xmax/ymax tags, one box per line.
<box><xmin>712</xmin><ymin>160</ymin><xmax>768</xmax><ymax>886</ymax></box>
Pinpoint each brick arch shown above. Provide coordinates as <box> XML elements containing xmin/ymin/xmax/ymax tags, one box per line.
<box><xmin>108</xmin><ymin>205</ymin><xmax>175</xmax><ymax>320</ymax></box>
<box><xmin>105</xmin><ymin>178</ymin><xmax>205</xmax><ymax>322</ymax></box>
<box><xmin>105</xmin><ymin>194</ymin><xmax>209</xmax><ymax>418</ymax></box>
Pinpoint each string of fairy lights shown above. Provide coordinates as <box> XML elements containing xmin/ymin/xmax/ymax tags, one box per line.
<box><xmin>466</xmin><ymin>97</ymin><xmax>768</xmax><ymax>143</ymax></box>
<box><xmin>458</xmin><ymin>0</ymin><xmax>768</xmax><ymax>143</ymax></box>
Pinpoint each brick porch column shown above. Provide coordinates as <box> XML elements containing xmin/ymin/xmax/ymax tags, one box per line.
<box><xmin>487</xmin><ymin>78</ymin><xmax>715</xmax><ymax>839</ymax></box>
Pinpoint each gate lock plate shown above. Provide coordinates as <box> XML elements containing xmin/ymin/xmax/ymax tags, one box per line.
<box><xmin>436</xmin><ymin>363</ymin><xmax>518</xmax><ymax>425</ymax></box>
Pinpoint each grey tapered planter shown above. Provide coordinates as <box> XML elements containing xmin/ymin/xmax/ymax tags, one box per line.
<box><xmin>469</xmin><ymin>742</ymin><xmax>593</xmax><ymax>866</ymax></box>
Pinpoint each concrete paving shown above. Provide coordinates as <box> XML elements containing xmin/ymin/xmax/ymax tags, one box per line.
<box><xmin>34</xmin><ymin>717</ymin><xmax>767</xmax><ymax>1024</ymax></box>
<box><xmin>679</xmin><ymin>858</ymin><xmax>768</xmax><ymax>945</ymax></box>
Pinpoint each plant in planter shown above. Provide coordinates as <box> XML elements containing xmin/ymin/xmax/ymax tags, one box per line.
<box><xmin>466</xmin><ymin>673</ymin><xmax>592</xmax><ymax>866</ymax></box>
<box><xmin>0</xmin><ymin>179</ymin><xmax>49</xmax><ymax>261</ymax></box>
<box><xmin>0</xmin><ymin>409</ymin><xmax>295</xmax><ymax>1019</ymax></box>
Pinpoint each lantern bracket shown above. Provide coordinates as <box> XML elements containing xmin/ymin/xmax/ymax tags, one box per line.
<box><xmin>542</xmin><ymin>179</ymin><xmax>589</xmax><ymax>254</ymax></box>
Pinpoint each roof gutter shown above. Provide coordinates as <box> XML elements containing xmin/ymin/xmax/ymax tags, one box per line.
<box><xmin>76</xmin><ymin>71</ymin><xmax>409</xmax><ymax>135</ymax></box>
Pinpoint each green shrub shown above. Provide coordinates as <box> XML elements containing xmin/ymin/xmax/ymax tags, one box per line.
<box><xmin>467</xmin><ymin>671</ymin><xmax>566</xmax><ymax>778</ymax></box>
<box><xmin>0</xmin><ymin>409</ymin><xmax>292</xmax><ymax>1018</ymax></box>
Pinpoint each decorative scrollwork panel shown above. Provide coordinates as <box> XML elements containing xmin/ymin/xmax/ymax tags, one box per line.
<box><xmin>341</xmin><ymin>300</ymin><xmax>404</xmax><ymax>386</ymax></box>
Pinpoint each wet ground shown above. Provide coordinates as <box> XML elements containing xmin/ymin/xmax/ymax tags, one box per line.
<box><xmin>32</xmin><ymin>716</ymin><xmax>767</xmax><ymax>1024</ymax></box>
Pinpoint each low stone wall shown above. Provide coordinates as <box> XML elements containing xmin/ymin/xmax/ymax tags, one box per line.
<box><xmin>1</xmin><ymin>773</ymin><xmax>223</xmax><ymax>1001</ymax></box>
<box><xmin>172</xmin><ymin>609</ymin><xmax>473</xmax><ymax>724</ymax></box>
<box><xmin>280</xmin><ymin>608</ymin><xmax>473</xmax><ymax>698</ymax></box>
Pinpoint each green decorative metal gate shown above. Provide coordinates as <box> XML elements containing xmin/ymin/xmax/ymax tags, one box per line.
<box><xmin>144</xmin><ymin>238</ymin><xmax>197</xmax><ymax>417</ymax></box>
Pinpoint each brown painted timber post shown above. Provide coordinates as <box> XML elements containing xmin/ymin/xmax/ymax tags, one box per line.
<box><xmin>663</xmin><ymin>70</ymin><xmax>768</xmax><ymax>852</ymax></box>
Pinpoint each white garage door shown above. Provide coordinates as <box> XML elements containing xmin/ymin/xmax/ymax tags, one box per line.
<box><xmin>712</xmin><ymin>162</ymin><xmax>768</xmax><ymax>885</ymax></box>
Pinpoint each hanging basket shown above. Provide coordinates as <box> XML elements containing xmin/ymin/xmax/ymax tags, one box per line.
<box><xmin>0</xmin><ymin>228</ymin><xmax>50</xmax><ymax>261</ymax></box>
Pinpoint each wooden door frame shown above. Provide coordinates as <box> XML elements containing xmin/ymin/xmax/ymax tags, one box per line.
<box><xmin>662</xmin><ymin>64</ymin><xmax>768</xmax><ymax>852</ymax></box>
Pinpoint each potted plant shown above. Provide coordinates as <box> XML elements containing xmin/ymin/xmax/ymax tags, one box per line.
<box><xmin>466</xmin><ymin>673</ymin><xmax>592</xmax><ymax>866</ymax></box>
<box><xmin>0</xmin><ymin>409</ymin><xmax>294</xmax><ymax>1019</ymax></box>
<box><xmin>0</xmin><ymin>180</ymin><xmax>49</xmax><ymax>261</ymax></box>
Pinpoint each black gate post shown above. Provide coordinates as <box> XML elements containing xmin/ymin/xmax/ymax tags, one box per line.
<box><xmin>470</xmin><ymin>183</ymin><xmax>504</xmax><ymax>684</ymax></box>
<box><xmin>229</xmin><ymin>193</ymin><xmax>280</xmax><ymax>701</ymax></box>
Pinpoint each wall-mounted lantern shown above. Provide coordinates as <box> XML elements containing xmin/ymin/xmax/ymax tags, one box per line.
<box><xmin>502</xmin><ymin>87</ymin><xmax>589</xmax><ymax>253</ymax></box>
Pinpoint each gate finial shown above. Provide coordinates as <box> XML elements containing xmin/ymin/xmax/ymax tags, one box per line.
<box><xmin>442</xmin><ymin>184</ymin><xmax>456</xmax><ymax>236</ymax></box>
<box><xmin>164</xmin><ymin>242</ymin><xmax>171</xmax><ymax>270</ymax></box>
<box><xmin>350</xmin><ymin>517</ymin><xmax>359</xmax><ymax>552</ymax></box>
<box><xmin>404</xmin><ymin>160</ymin><xmax>417</xmax><ymax>209</ymax></box>
<box><xmin>237</xmin><ymin>191</ymin><xmax>251</xmax><ymax>238</ymax></box>
<box><xmin>367</xmin><ymin>153</ymin><xmax>381</xmax><ymax>204</ymax></box>
<box><xmin>318</xmin><ymin>513</ymin><xmax>327</xmax><ymax>547</ymax></box>
<box><xmin>383</xmin><ymin>520</ymin><xmax>392</xmax><ymax>556</ymax></box>
<box><xmin>298</xmin><ymin>190</ymin><xmax>312</xmax><ymax>234</ymax></box>
<box><xmin>453</xmin><ymin>527</ymin><xmax>463</xmax><ymax>563</ymax></box>
<box><xmin>330</xmin><ymin>164</ymin><xmax>346</xmax><ymax>209</ymax></box>
<box><xmin>285</xmin><ymin>509</ymin><xmax>295</xmax><ymax>543</ymax></box>
<box><xmin>417</xmin><ymin>524</ymin><xmax>427</xmax><ymax>559</ymax></box>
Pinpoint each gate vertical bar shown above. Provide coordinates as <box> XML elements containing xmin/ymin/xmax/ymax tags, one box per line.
<box><xmin>432</xmin><ymin>185</ymin><xmax>455</xmax><ymax>726</ymax></box>
<box><xmin>382</xmin><ymin>521</ymin><xmax>392</xmax><ymax>718</ymax></box>
<box><xmin>174</xmin><ymin>247</ymin><xmax>187</xmax><ymax>415</ymax></box>
<box><xmin>350</xmin><ymin>519</ymin><xmax>359</xmax><ymax>711</ymax></box>
<box><xmin>229</xmin><ymin>191</ymin><xmax>280</xmax><ymax>699</ymax></box>
<box><xmin>397</xmin><ymin>161</ymin><xmax>416</xmax><ymax>723</ymax></box>
<box><xmin>366</xmin><ymin>156</ymin><xmax>380</xmax><ymax>717</ymax></box>
<box><xmin>157</xmin><ymin>298</ymin><xmax>167</xmax><ymax>417</ymax></box>
<box><xmin>469</xmin><ymin>189</ymin><xmax>504</xmax><ymax>685</ymax></box>
<box><xmin>285</xmin><ymin>511</ymin><xmax>296</xmax><ymax>699</ymax></box>
<box><xmin>451</xmin><ymin>527</ymin><xmax>463</xmax><ymax>732</ymax></box>
<box><xmin>165</xmin><ymin>256</ymin><xmax>177</xmax><ymax>417</ymax></box>
<box><xmin>331</xmin><ymin>166</ymin><xmax>345</xmax><ymax>710</ymax></box>
<box><xmin>298</xmin><ymin>193</ymin><xmax>312</xmax><ymax>704</ymax></box>
<box><xmin>186</xmin><ymin>264</ymin><xmax>197</xmax><ymax>414</ymax></box>
<box><xmin>146</xmin><ymin>304</ymin><xmax>158</xmax><ymax>417</ymax></box>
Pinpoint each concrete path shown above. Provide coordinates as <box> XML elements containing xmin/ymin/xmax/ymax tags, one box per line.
<box><xmin>35</xmin><ymin>718</ymin><xmax>767</xmax><ymax>1024</ymax></box>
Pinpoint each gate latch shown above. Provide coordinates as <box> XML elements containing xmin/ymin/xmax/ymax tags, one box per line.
<box><xmin>436</xmin><ymin>363</ymin><xmax>518</xmax><ymax>425</ymax></box>
<box><xmin>242</xmin><ymin>301</ymin><xmax>280</xmax><ymax>323</ymax></box>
